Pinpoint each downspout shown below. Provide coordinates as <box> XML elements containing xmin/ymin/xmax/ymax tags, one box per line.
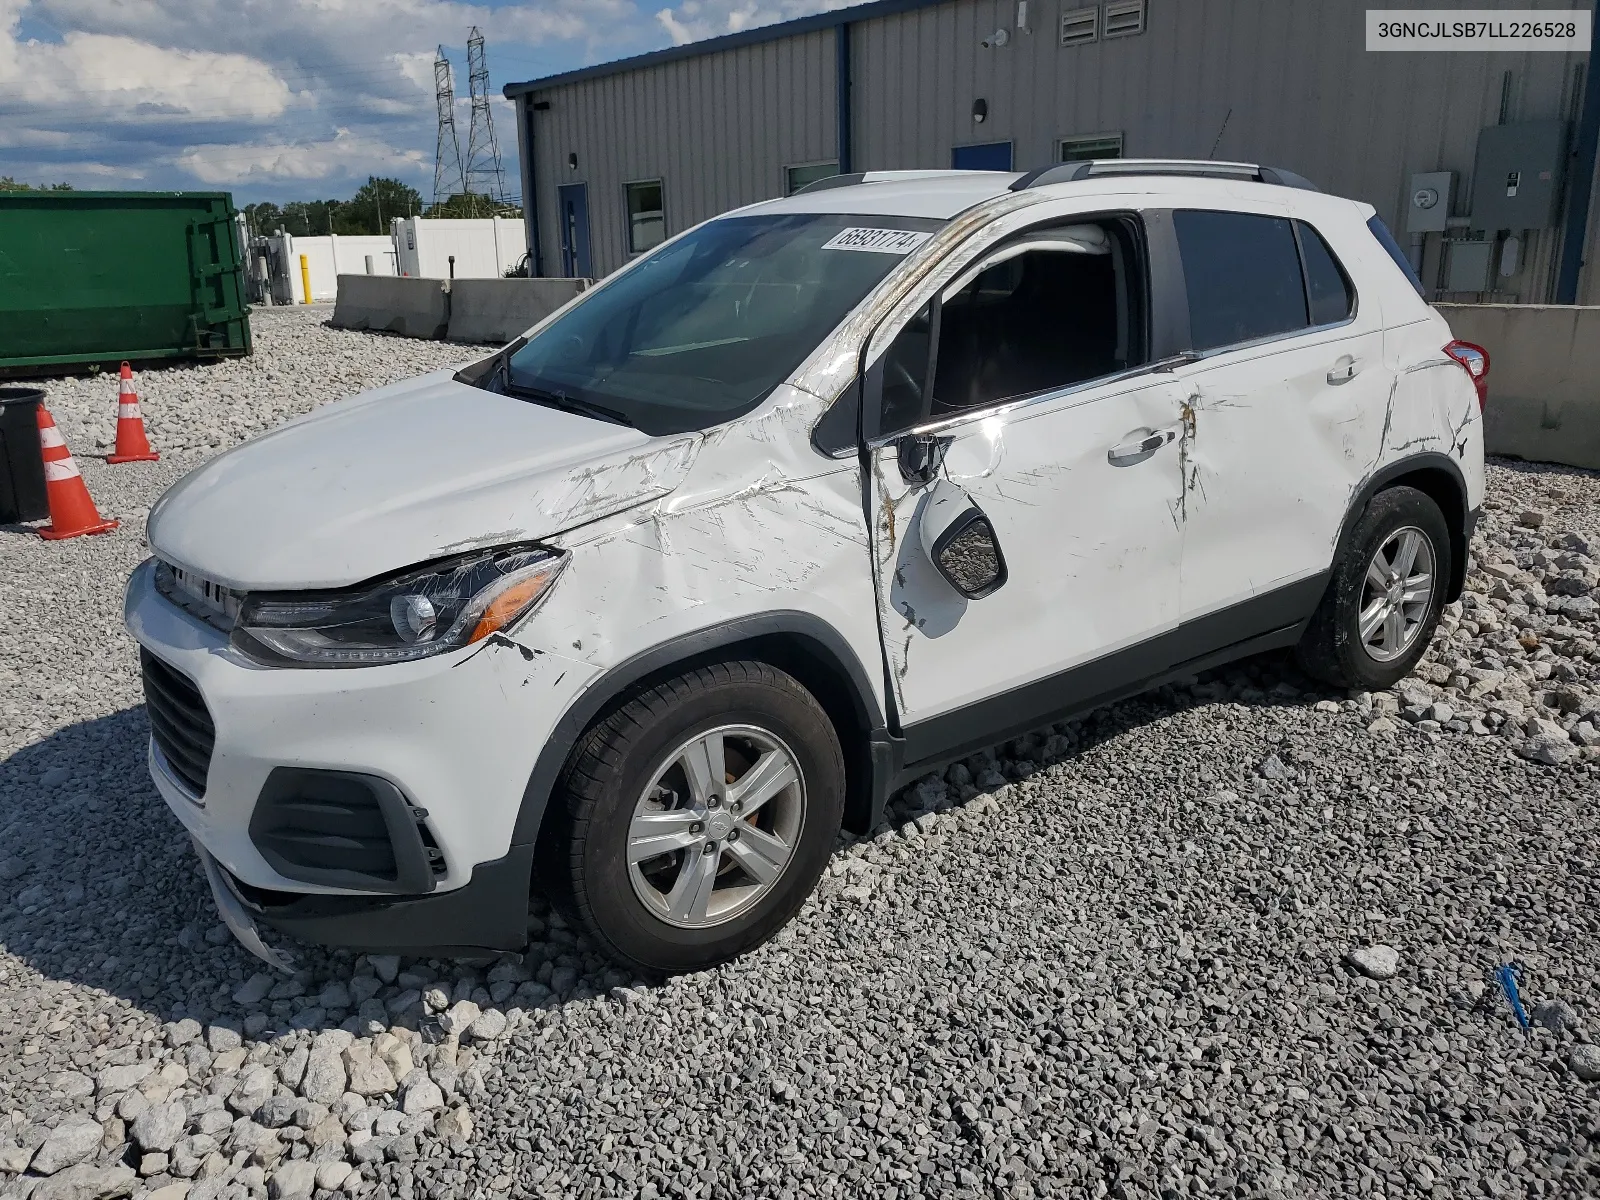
<box><xmin>836</xmin><ymin>21</ymin><xmax>853</xmax><ymax>174</ymax></box>
<box><xmin>524</xmin><ymin>96</ymin><xmax>546</xmax><ymax>278</ymax></box>
<box><xmin>1556</xmin><ymin>8</ymin><xmax>1600</xmax><ymax>303</ymax></box>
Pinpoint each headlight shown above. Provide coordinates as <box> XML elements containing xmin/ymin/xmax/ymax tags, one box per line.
<box><xmin>233</xmin><ymin>546</ymin><xmax>568</xmax><ymax>666</ymax></box>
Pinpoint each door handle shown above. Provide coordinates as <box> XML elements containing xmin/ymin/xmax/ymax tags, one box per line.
<box><xmin>1107</xmin><ymin>430</ymin><xmax>1175</xmax><ymax>466</ymax></box>
<box><xmin>1327</xmin><ymin>354</ymin><xmax>1361</xmax><ymax>384</ymax></box>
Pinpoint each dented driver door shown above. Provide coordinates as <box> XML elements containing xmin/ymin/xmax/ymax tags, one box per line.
<box><xmin>867</xmin><ymin>371</ymin><xmax>1193</xmax><ymax>744</ymax></box>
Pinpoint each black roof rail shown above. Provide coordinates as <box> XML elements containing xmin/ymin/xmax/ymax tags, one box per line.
<box><xmin>794</xmin><ymin>172</ymin><xmax>867</xmax><ymax>194</ymax></box>
<box><xmin>1010</xmin><ymin>159</ymin><xmax>1319</xmax><ymax>192</ymax></box>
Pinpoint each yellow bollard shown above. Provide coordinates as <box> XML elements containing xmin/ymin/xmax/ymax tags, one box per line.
<box><xmin>299</xmin><ymin>254</ymin><xmax>312</xmax><ymax>305</ymax></box>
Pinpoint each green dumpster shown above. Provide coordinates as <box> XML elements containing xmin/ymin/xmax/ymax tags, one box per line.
<box><xmin>0</xmin><ymin>190</ymin><xmax>252</xmax><ymax>376</ymax></box>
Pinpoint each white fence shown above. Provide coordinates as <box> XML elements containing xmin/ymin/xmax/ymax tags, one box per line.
<box><xmin>261</xmin><ymin>219</ymin><xmax>528</xmax><ymax>306</ymax></box>
<box><xmin>267</xmin><ymin>234</ymin><xmax>398</xmax><ymax>304</ymax></box>
<box><xmin>392</xmin><ymin>217</ymin><xmax>527</xmax><ymax>280</ymax></box>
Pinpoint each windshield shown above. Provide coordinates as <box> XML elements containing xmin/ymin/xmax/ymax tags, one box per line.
<box><xmin>505</xmin><ymin>212</ymin><xmax>944</xmax><ymax>435</ymax></box>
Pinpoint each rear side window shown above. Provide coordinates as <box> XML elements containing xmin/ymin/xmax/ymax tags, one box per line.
<box><xmin>1174</xmin><ymin>210</ymin><xmax>1307</xmax><ymax>351</ymax></box>
<box><xmin>1296</xmin><ymin>221</ymin><xmax>1355</xmax><ymax>325</ymax></box>
<box><xmin>1366</xmin><ymin>214</ymin><xmax>1426</xmax><ymax>297</ymax></box>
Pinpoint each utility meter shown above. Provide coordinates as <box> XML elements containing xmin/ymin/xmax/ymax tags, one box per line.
<box><xmin>1406</xmin><ymin>171</ymin><xmax>1454</xmax><ymax>234</ymax></box>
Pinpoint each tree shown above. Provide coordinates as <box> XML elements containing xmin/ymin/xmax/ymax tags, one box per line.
<box><xmin>0</xmin><ymin>177</ymin><xmax>73</xmax><ymax>192</ymax></box>
<box><xmin>425</xmin><ymin>191</ymin><xmax>521</xmax><ymax>219</ymax></box>
<box><xmin>243</xmin><ymin>201</ymin><xmax>286</xmax><ymax>236</ymax></box>
<box><xmin>342</xmin><ymin>177</ymin><xmax>422</xmax><ymax>234</ymax></box>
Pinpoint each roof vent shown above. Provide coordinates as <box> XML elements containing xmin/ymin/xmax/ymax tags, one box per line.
<box><xmin>1103</xmin><ymin>0</ymin><xmax>1146</xmax><ymax>38</ymax></box>
<box><xmin>1060</xmin><ymin>6</ymin><xmax>1098</xmax><ymax>45</ymax></box>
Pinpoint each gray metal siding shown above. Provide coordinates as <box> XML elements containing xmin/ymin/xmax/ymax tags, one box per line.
<box><xmin>854</xmin><ymin>0</ymin><xmax>1582</xmax><ymax>300</ymax></box>
<box><xmin>527</xmin><ymin>29</ymin><xmax>836</xmax><ymax>278</ymax></box>
<box><xmin>519</xmin><ymin>0</ymin><xmax>1592</xmax><ymax>300</ymax></box>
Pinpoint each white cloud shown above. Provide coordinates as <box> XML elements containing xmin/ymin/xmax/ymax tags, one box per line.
<box><xmin>176</xmin><ymin>129</ymin><xmax>428</xmax><ymax>184</ymax></box>
<box><xmin>0</xmin><ymin>0</ymin><xmax>662</xmax><ymax>197</ymax></box>
<box><xmin>654</xmin><ymin>0</ymin><xmax>849</xmax><ymax>44</ymax></box>
<box><xmin>0</xmin><ymin>16</ymin><xmax>293</xmax><ymax>123</ymax></box>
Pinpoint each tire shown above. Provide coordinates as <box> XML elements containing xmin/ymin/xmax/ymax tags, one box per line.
<box><xmin>1296</xmin><ymin>485</ymin><xmax>1452</xmax><ymax>691</ymax></box>
<box><xmin>547</xmin><ymin>660</ymin><xmax>845</xmax><ymax>974</ymax></box>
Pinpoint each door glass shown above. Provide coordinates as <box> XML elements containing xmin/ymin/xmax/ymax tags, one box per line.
<box><xmin>928</xmin><ymin>221</ymin><xmax>1141</xmax><ymax>417</ymax></box>
<box><xmin>1173</xmin><ymin>210</ymin><xmax>1308</xmax><ymax>352</ymax></box>
<box><xmin>1297</xmin><ymin>221</ymin><xmax>1355</xmax><ymax>326</ymax></box>
<box><xmin>879</xmin><ymin>304</ymin><xmax>934</xmax><ymax>433</ymax></box>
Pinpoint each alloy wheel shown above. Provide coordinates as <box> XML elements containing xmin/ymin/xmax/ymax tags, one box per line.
<box><xmin>626</xmin><ymin>724</ymin><xmax>806</xmax><ymax>928</ymax></box>
<box><xmin>1357</xmin><ymin>526</ymin><xmax>1435</xmax><ymax>663</ymax></box>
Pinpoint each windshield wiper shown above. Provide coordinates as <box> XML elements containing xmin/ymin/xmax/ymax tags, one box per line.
<box><xmin>502</xmin><ymin>381</ymin><xmax>635</xmax><ymax>427</ymax></box>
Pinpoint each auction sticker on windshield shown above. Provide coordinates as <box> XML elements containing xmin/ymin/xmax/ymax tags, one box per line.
<box><xmin>820</xmin><ymin>227</ymin><xmax>934</xmax><ymax>254</ymax></box>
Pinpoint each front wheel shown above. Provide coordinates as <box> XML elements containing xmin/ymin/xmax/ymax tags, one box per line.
<box><xmin>1296</xmin><ymin>485</ymin><xmax>1452</xmax><ymax>691</ymax></box>
<box><xmin>549</xmin><ymin>661</ymin><xmax>844</xmax><ymax>974</ymax></box>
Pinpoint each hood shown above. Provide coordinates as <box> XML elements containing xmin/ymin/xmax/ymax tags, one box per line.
<box><xmin>147</xmin><ymin>370</ymin><xmax>700</xmax><ymax>590</ymax></box>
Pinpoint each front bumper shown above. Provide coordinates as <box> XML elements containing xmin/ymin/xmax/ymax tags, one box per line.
<box><xmin>125</xmin><ymin>558</ymin><xmax>596</xmax><ymax>908</ymax></box>
<box><xmin>197</xmin><ymin>839</ymin><xmax>537</xmax><ymax>959</ymax></box>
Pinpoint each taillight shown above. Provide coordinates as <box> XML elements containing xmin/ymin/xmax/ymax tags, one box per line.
<box><xmin>1443</xmin><ymin>339</ymin><xmax>1489</xmax><ymax>410</ymax></box>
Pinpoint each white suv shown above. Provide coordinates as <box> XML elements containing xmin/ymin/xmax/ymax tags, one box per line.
<box><xmin>126</xmin><ymin>161</ymin><xmax>1487</xmax><ymax>974</ymax></box>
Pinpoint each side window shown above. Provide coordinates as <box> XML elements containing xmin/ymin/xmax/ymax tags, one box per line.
<box><xmin>1174</xmin><ymin>210</ymin><xmax>1307</xmax><ymax>352</ymax></box>
<box><xmin>1366</xmin><ymin>214</ymin><xmax>1426</xmax><ymax>297</ymax></box>
<box><xmin>1296</xmin><ymin>221</ymin><xmax>1355</xmax><ymax>325</ymax></box>
<box><xmin>929</xmin><ymin>222</ymin><xmax>1141</xmax><ymax>416</ymax></box>
<box><xmin>879</xmin><ymin>304</ymin><xmax>934</xmax><ymax>434</ymax></box>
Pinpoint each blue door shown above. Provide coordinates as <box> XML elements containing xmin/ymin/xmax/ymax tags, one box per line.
<box><xmin>951</xmin><ymin>142</ymin><xmax>1014</xmax><ymax>171</ymax></box>
<box><xmin>557</xmin><ymin>184</ymin><xmax>592</xmax><ymax>277</ymax></box>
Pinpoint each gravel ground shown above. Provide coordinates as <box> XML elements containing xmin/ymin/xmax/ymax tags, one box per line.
<box><xmin>0</xmin><ymin>308</ymin><xmax>1597</xmax><ymax>1200</ymax></box>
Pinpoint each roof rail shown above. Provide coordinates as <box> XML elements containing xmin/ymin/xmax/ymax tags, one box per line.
<box><xmin>1010</xmin><ymin>159</ymin><xmax>1319</xmax><ymax>192</ymax></box>
<box><xmin>795</xmin><ymin>169</ymin><xmax>999</xmax><ymax>195</ymax></box>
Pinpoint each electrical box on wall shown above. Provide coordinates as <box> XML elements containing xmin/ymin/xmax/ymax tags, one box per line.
<box><xmin>1469</xmin><ymin>119</ymin><xmax>1568</xmax><ymax>232</ymax></box>
<box><xmin>1406</xmin><ymin>171</ymin><xmax>1454</xmax><ymax>233</ymax></box>
<box><xmin>1445</xmin><ymin>240</ymin><xmax>1494</xmax><ymax>292</ymax></box>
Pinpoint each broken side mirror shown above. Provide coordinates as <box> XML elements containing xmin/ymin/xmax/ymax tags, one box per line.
<box><xmin>897</xmin><ymin>433</ymin><xmax>950</xmax><ymax>485</ymax></box>
<box><xmin>919</xmin><ymin>480</ymin><xmax>1008</xmax><ymax>599</ymax></box>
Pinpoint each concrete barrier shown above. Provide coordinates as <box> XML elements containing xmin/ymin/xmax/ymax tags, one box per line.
<box><xmin>330</xmin><ymin>275</ymin><xmax>449</xmax><ymax>339</ymax></box>
<box><xmin>445</xmin><ymin>278</ymin><xmax>589</xmax><ymax>344</ymax></box>
<box><xmin>1437</xmin><ymin>303</ymin><xmax>1600</xmax><ymax>472</ymax></box>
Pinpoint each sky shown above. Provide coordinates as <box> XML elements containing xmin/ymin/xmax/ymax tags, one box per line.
<box><xmin>0</xmin><ymin>0</ymin><xmax>856</xmax><ymax>204</ymax></box>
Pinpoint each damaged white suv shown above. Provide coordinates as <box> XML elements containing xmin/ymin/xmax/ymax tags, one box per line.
<box><xmin>127</xmin><ymin>161</ymin><xmax>1487</xmax><ymax>974</ymax></box>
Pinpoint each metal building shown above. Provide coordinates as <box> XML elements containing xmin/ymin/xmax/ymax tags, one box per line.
<box><xmin>505</xmin><ymin>0</ymin><xmax>1600</xmax><ymax>303</ymax></box>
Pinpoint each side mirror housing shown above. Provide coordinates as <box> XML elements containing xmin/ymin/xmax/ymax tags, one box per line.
<box><xmin>918</xmin><ymin>480</ymin><xmax>1008</xmax><ymax>599</ymax></box>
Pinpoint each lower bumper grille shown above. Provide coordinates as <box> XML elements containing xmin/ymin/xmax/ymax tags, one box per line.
<box><xmin>140</xmin><ymin>649</ymin><xmax>215</xmax><ymax>798</ymax></box>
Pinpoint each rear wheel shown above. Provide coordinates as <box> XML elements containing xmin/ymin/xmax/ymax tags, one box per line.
<box><xmin>549</xmin><ymin>661</ymin><xmax>844</xmax><ymax>974</ymax></box>
<box><xmin>1296</xmin><ymin>485</ymin><xmax>1451</xmax><ymax>691</ymax></box>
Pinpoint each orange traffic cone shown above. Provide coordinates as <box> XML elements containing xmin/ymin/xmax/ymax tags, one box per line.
<box><xmin>106</xmin><ymin>361</ymin><xmax>158</xmax><ymax>463</ymax></box>
<box><xmin>37</xmin><ymin>405</ymin><xmax>117</xmax><ymax>540</ymax></box>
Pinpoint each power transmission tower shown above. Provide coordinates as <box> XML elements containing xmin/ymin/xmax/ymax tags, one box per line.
<box><xmin>463</xmin><ymin>27</ymin><xmax>508</xmax><ymax>207</ymax></box>
<box><xmin>432</xmin><ymin>47</ymin><xmax>465</xmax><ymax>205</ymax></box>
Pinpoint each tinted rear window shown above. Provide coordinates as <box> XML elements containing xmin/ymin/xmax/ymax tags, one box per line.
<box><xmin>1366</xmin><ymin>214</ymin><xmax>1425</xmax><ymax>297</ymax></box>
<box><xmin>1297</xmin><ymin>221</ymin><xmax>1355</xmax><ymax>325</ymax></box>
<box><xmin>1174</xmin><ymin>210</ymin><xmax>1307</xmax><ymax>352</ymax></box>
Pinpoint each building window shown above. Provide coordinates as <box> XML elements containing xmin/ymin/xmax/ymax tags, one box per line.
<box><xmin>1060</xmin><ymin>6</ymin><xmax>1098</xmax><ymax>44</ymax></box>
<box><xmin>626</xmin><ymin>180</ymin><xmax>665</xmax><ymax>254</ymax></box>
<box><xmin>786</xmin><ymin>161</ymin><xmax>839</xmax><ymax>195</ymax></box>
<box><xmin>1060</xmin><ymin>134</ymin><xmax>1123</xmax><ymax>162</ymax></box>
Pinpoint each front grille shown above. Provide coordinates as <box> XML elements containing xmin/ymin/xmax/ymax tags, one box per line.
<box><xmin>140</xmin><ymin>649</ymin><xmax>216</xmax><ymax>798</ymax></box>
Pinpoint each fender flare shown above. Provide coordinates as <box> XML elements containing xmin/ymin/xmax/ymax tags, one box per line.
<box><xmin>1332</xmin><ymin>452</ymin><xmax>1473</xmax><ymax>600</ymax></box>
<box><xmin>507</xmin><ymin>611</ymin><xmax>886</xmax><ymax>848</ymax></box>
